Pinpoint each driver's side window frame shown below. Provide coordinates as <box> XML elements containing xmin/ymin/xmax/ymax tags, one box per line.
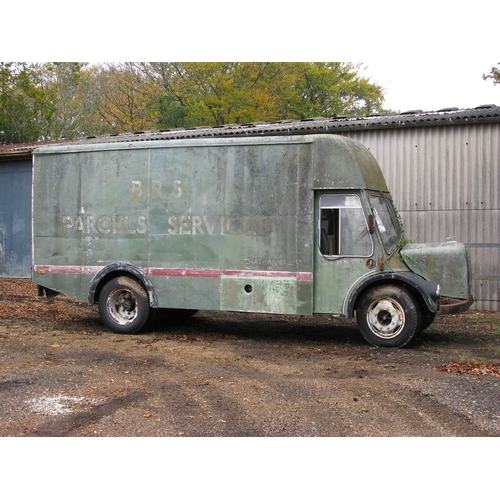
<box><xmin>319</xmin><ymin>193</ymin><xmax>373</xmax><ymax>258</ymax></box>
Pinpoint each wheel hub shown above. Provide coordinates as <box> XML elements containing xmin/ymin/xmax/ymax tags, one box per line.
<box><xmin>121</xmin><ymin>298</ymin><xmax>135</xmax><ymax>312</ymax></box>
<box><xmin>367</xmin><ymin>299</ymin><xmax>405</xmax><ymax>339</ymax></box>
<box><xmin>107</xmin><ymin>288</ymin><xmax>138</xmax><ymax>325</ymax></box>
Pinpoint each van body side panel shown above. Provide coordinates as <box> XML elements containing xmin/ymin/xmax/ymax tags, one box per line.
<box><xmin>33</xmin><ymin>152</ymin><xmax>84</xmax><ymax>301</ymax></box>
<box><xmin>33</xmin><ymin>136</ymin><xmax>316</xmax><ymax>315</ymax></box>
<box><xmin>33</xmin><ymin>148</ymin><xmax>152</xmax><ymax>302</ymax></box>
<box><xmin>147</xmin><ymin>144</ymin><xmax>223</xmax><ymax>311</ymax></box>
<box><xmin>217</xmin><ymin>141</ymin><xmax>314</xmax><ymax>314</ymax></box>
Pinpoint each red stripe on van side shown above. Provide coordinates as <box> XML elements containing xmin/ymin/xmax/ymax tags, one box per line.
<box><xmin>221</xmin><ymin>270</ymin><xmax>313</xmax><ymax>281</ymax></box>
<box><xmin>33</xmin><ymin>265</ymin><xmax>313</xmax><ymax>282</ymax></box>
<box><xmin>33</xmin><ymin>265</ymin><xmax>102</xmax><ymax>275</ymax></box>
<box><xmin>148</xmin><ymin>267</ymin><xmax>221</xmax><ymax>278</ymax></box>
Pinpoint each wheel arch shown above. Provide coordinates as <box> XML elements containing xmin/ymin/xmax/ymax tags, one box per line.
<box><xmin>88</xmin><ymin>263</ymin><xmax>158</xmax><ymax>308</ymax></box>
<box><xmin>344</xmin><ymin>271</ymin><xmax>440</xmax><ymax>321</ymax></box>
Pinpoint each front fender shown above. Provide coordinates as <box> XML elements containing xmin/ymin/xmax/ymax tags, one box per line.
<box><xmin>344</xmin><ymin>271</ymin><xmax>440</xmax><ymax>320</ymax></box>
<box><xmin>88</xmin><ymin>262</ymin><xmax>158</xmax><ymax>308</ymax></box>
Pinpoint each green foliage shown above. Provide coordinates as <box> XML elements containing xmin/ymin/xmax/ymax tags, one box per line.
<box><xmin>157</xmin><ymin>93</ymin><xmax>188</xmax><ymax>129</ymax></box>
<box><xmin>396</xmin><ymin>237</ymin><xmax>414</xmax><ymax>250</ymax></box>
<box><xmin>483</xmin><ymin>63</ymin><xmax>500</xmax><ymax>85</ymax></box>
<box><xmin>275</xmin><ymin>62</ymin><xmax>385</xmax><ymax>119</ymax></box>
<box><xmin>0</xmin><ymin>63</ymin><xmax>49</xmax><ymax>144</ymax></box>
<box><xmin>144</xmin><ymin>62</ymin><xmax>385</xmax><ymax>127</ymax></box>
<box><xmin>0</xmin><ymin>62</ymin><xmax>92</xmax><ymax>144</ymax></box>
<box><xmin>0</xmin><ymin>62</ymin><xmax>387</xmax><ymax>145</ymax></box>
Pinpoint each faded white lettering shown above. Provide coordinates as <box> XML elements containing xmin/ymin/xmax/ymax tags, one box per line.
<box><xmin>152</xmin><ymin>180</ymin><xmax>165</xmax><ymax>201</ymax></box>
<box><xmin>86</xmin><ymin>216</ymin><xmax>97</xmax><ymax>234</ymax></box>
<box><xmin>192</xmin><ymin>215</ymin><xmax>204</xmax><ymax>235</ymax></box>
<box><xmin>97</xmin><ymin>215</ymin><xmax>112</xmax><ymax>234</ymax></box>
<box><xmin>167</xmin><ymin>215</ymin><xmax>179</xmax><ymax>235</ymax></box>
<box><xmin>62</xmin><ymin>216</ymin><xmax>74</xmax><ymax>235</ymax></box>
<box><xmin>172</xmin><ymin>180</ymin><xmax>183</xmax><ymax>199</ymax></box>
<box><xmin>166</xmin><ymin>214</ymin><xmax>241</xmax><ymax>236</ymax></box>
<box><xmin>62</xmin><ymin>215</ymin><xmax>148</xmax><ymax>235</ymax></box>
<box><xmin>179</xmin><ymin>215</ymin><xmax>191</xmax><ymax>235</ymax></box>
<box><xmin>203</xmin><ymin>215</ymin><xmax>217</xmax><ymax>235</ymax></box>
<box><xmin>130</xmin><ymin>181</ymin><xmax>143</xmax><ymax>202</ymax></box>
<box><xmin>136</xmin><ymin>216</ymin><xmax>147</xmax><ymax>234</ymax></box>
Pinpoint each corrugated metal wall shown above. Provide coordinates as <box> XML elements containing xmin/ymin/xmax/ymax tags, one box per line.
<box><xmin>0</xmin><ymin>160</ymin><xmax>32</xmax><ymax>277</ymax></box>
<box><xmin>342</xmin><ymin>124</ymin><xmax>500</xmax><ymax>311</ymax></box>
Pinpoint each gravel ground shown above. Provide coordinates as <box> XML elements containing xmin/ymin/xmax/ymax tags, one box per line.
<box><xmin>1</xmin><ymin>278</ymin><xmax>499</xmax><ymax>437</ymax></box>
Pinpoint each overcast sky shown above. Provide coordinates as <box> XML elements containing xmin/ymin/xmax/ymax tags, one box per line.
<box><xmin>363</xmin><ymin>60</ymin><xmax>499</xmax><ymax>113</ymax></box>
<box><xmin>4</xmin><ymin>2</ymin><xmax>498</xmax><ymax>115</ymax></box>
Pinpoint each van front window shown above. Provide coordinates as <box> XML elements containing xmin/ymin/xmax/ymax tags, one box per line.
<box><xmin>369</xmin><ymin>195</ymin><xmax>402</xmax><ymax>253</ymax></box>
<box><xmin>319</xmin><ymin>194</ymin><xmax>373</xmax><ymax>257</ymax></box>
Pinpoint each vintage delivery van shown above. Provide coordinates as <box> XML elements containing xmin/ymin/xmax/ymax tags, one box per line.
<box><xmin>32</xmin><ymin>134</ymin><xmax>473</xmax><ymax>347</ymax></box>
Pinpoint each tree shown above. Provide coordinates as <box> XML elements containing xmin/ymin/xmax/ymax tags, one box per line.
<box><xmin>0</xmin><ymin>62</ymin><xmax>387</xmax><ymax>144</ymax></box>
<box><xmin>86</xmin><ymin>63</ymin><xmax>159</xmax><ymax>134</ymax></box>
<box><xmin>37</xmin><ymin>62</ymin><xmax>89</xmax><ymax>139</ymax></box>
<box><xmin>0</xmin><ymin>63</ymin><xmax>50</xmax><ymax>144</ymax></box>
<box><xmin>138</xmin><ymin>62</ymin><xmax>283</xmax><ymax>127</ymax></box>
<box><xmin>483</xmin><ymin>63</ymin><xmax>500</xmax><ymax>85</ymax></box>
<box><xmin>1</xmin><ymin>62</ymin><xmax>97</xmax><ymax>144</ymax></box>
<box><xmin>274</xmin><ymin>62</ymin><xmax>385</xmax><ymax>119</ymax></box>
<box><xmin>136</xmin><ymin>62</ymin><xmax>385</xmax><ymax>128</ymax></box>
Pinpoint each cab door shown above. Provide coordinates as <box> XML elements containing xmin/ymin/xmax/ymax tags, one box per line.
<box><xmin>313</xmin><ymin>191</ymin><xmax>375</xmax><ymax>314</ymax></box>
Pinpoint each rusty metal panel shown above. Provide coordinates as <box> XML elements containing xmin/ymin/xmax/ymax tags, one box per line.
<box><xmin>32</xmin><ymin>134</ymin><xmax>394</xmax><ymax>316</ymax></box>
<box><xmin>402</xmin><ymin>210</ymin><xmax>499</xmax><ymax>311</ymax></box>
<box><xmin>401</xmin><ymin>242</ymin><xmax>471</xmax><ymax>299</ymax></box>
<box><xmin>312</xmin><ymin>135</ymin><xmax>388</xmax><ymax>192</ymax></box>
<box><xmin>0</xmin><ymin>160</ymin><xmax>32</xmax><ymax>277</ymax></box>
<box><xmin>342</xmin><ymin>124</ymin><xmax>500</xmax><ymax>311</ymax></box>
<box><xmin>33</xmin><ymin>137</ymin><xmax>318</xmax><ymax>312</ymax></box>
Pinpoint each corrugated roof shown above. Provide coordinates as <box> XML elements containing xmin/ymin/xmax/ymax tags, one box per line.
<box><xmin>0</xmin><ymin>139</ymin><xmax>70</xmax><ymax>160</ymax></box>
<box><xmin>1</xmin><ymin>104</ymin><xmax>499</xmax><ymax>157</ymax></box>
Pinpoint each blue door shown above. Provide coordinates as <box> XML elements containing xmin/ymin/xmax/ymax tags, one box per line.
<box><xmin>0</xmin><ymin>160</ymin><xmax>32</xmax><ymax>277</ymax></box>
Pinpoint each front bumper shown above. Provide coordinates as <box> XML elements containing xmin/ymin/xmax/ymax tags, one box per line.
<box><xmin>438</xmin><ymin>293</ymin><xmax>474</xmax><ymax>315</ymax></box>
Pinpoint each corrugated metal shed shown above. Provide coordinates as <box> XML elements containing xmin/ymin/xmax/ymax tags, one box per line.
<box><xmin>1</xmin><ymin>105</ymin><xmax>499</xmax><ymax>309</ymax></box>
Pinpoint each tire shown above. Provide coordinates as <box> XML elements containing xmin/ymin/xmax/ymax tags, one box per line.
<box><xmin>98</xmin><ymin>276</ymin><xmax>150</xmax><ymax>334</ymax></box>
<box><xmin>357</xmin><ymin>285</ymin><xmax>421</xmax><ymax>347</ymax></box>
<box><xmin>420</xmin><ymin>311</ymin><xmax>436</xmax><ymax>332</ymax></box>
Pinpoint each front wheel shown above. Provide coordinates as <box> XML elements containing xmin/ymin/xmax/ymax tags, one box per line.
<box><xmin>98</xmin><ymin>276</ymin><xmax>150</xmax><ymax>334</ymax></box>
<box><xmin>357</xmin><ymin>285</ymin><xmax>421</xmax><ymax>347</ymax></box>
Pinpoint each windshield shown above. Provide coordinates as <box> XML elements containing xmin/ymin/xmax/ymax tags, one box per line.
<box><xmin>369</xmin><ymin>195</ymin><xmax>402</xmax><ymax>253</ymax></box>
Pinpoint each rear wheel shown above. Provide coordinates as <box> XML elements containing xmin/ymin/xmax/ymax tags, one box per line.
<box><xmin>99</xmin><ymin>276</ymin><xmax>150</xmax><ymax>334</ymax></box>
<box><xmin>357</xmin><ymin>285</ymin><xmax>421</xmax><ymax>347</ymax></box>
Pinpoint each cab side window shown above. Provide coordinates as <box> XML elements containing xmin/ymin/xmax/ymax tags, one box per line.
<box><xmin>319</xmin><ymin>194</ymin><xmax>372</xmax><ymax>257</ymax></box>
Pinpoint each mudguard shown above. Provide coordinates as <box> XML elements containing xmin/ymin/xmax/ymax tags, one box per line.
<box><xmin>401</xmin><ymin>242</ymin><xmax>472</xmax><ymax>300</ymax></box>
<box><xmin>344</xmin><ymin>271</ymin><xmax>440</xmax><ymax>320</ymax></box>
<box><xmin>88</xmin><ymin>262</ymin><xmax>158</xmax><ymax>308</ymax></box>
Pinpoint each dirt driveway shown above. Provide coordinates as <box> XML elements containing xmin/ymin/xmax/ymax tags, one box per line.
<box><xmin>1</xmin><ymin>278</ymin><xmax>499</xmax><ymax>437</ymax></box>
